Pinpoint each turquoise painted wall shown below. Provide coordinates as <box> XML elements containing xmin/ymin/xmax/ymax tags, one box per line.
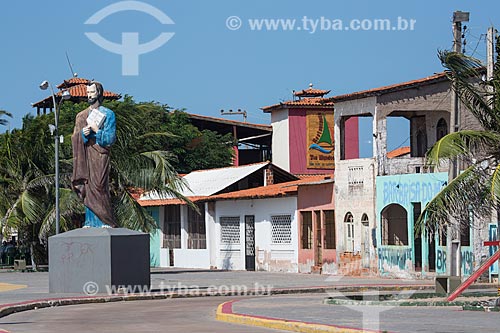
<box><xmin>489</xmin><ymin>223</ymin><xmax>498</xmax><ymax>279</ymax></box>
<box><xmin>146</xmin><ymin>207</ymin><xmax>161</xmax><ymax>267</ymax></box>
<box><xmin>435</xmin><ymin>245</ymin><xmax>474</xmax><ymax>276</ymax></box>
<box><xmin>376</xmin><ymin>172</ymin><xmax>448</xmax><ymax>274</ymax></box>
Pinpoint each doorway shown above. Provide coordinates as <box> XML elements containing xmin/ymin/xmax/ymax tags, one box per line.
<box><xmin>244</xmin><ymin>215</ymin><xmax>256</xmax><ymax>271</ymax></box>
<box><xmin>314</xmin><ymin>211</ymin><xmax>322</xmax><ymax>266</ymax></box>
<box><xmin>361</xmin><ymin>214</ymin><xmax>370</xmax><ymax>268</ymax></box>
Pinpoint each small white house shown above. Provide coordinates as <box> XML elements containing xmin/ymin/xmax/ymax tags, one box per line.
<box><xmin>139</xmin><ymin>162</ymin><xmax>301</xmax><ymax>270</ymax></box>
<box><xmin>207</xmin><ymin>184</ymin><xmax>301</xmax><ymax>272</ymax></box>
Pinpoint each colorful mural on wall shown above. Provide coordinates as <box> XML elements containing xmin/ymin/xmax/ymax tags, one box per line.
<box><xmin>489</xmin><ymin>223</ymin><xmax>498</xmax><ymax>279</ymax></box>
<box><xmin>381</xmin><ymin>177</ymin><xmax>447</xmax><ymax>206</ymax></box>
<box><xmin>436</xmin><ymin>246</ymin><xmax>474</xmax><ymax>277</ymax></box>
<box><xmin>376</xmin><ymin>173</ymin><xmax>449</xmax><ymax>275</ymax></box>
<box><xmin>306</xmin><ymin>112</ymin><xmax>334</xmax><ymax>169</ymax></box>
<box><xmin>377</xmin><ymin>247</ymin><xmax>412</xmax><ymax>272</ymax></box>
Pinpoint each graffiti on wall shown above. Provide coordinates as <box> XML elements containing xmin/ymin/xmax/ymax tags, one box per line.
<box><xmin>377</xmin><ymin>247</ymin><xmax>412</xmax><ymax>273</ymax></box>
<box><xmin>436</xmin><ymin>246</ymin><xmax>447</xmax><ymax>273</ymax></box>
<box><xmin>436</xmin><ymin>247</ymin><xmax>473</xmax><ymax>276</ymax></box>
<box><xmin>382</xmin><ymin>180</ymin><xmax>445</xmax><ymax>206</ymax></box>
<box><xmin>489</xmin><ymin>224</ymin><xmax>498</xmax><ymax>275</ymax></box>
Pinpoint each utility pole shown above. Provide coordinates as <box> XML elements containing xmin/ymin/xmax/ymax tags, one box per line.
<box><xmin>447</xmin><ymin>11</ymin><xmax>469</xmax><ymax>278</ymax></box>
<box><xmin>487</xmin><ymin>27</ymin><xmax>495</xmax><ymax>83</ymax></box>
<box><xmin>486</xmin><ymin>25</ymin><xmax>499</xmax><ymax>283</ymax></box>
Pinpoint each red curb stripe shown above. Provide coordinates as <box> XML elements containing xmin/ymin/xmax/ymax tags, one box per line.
<box><xmin>222</xmin><ymin>299</ymin><xmax>389</xmax><ymax>333</ymax></box>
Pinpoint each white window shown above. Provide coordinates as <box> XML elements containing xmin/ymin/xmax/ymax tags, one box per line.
<box><xmin>271</xmin><ymin>214</ymin><xmax>292</xmax><ymax>244</ymax></box>
<box><xmin>220</xmin><ymin>216</ymin><xmax>241</xmax><ymax>244</ymax></box>
<box><xmin>344</xmin><ymin>212</ymin><xmax>355</xmax><ymax>252</ymax></box>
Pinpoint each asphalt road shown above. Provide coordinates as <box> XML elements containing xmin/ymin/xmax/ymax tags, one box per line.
<box><xmin>0</xmin><ymin>296</ymin><xmax>287</xmax><ymax>333</ymax></box>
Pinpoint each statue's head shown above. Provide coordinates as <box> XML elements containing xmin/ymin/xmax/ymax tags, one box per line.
<box><xmin>87</xmin><ymin>81</ymin><xmax>104</xmax><ymax>105</ymax></box>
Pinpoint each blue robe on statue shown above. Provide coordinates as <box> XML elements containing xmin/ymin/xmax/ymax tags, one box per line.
<box><xmin>72</xmin><ymin>106</ymin><xmax>116</xmax><ymax>228</ymax></box>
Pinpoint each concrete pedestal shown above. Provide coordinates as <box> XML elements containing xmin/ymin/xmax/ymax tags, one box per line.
<box><xmin>435</xmin><ymin>275</ymin><xmax>461</xmax><ymax>294</ymax></box>
<box><xmin>49</xmin><ymin>228</ymin><xmax>150</xmax><ymax>294</ymax></box>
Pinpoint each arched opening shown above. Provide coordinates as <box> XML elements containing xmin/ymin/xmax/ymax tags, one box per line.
<box><xmin>360</xmin><ymin>213</ymin><xmax>370</xmax><ymax>268</ymax></box>
<box><xmin>361</xmin><ymin>213</ymin><xmax>369</xmax><ymax>226</ymax></box>
<box><xmin>436</xmin><ymin>118</ymin><xmax>448</xmax><ymax>141</ymax></box>
<box><xmin>381</xmin><ymin>204</ymin><xmax>408</xmax><ymax>246</ymax></box>
<box><xmin>344</xmin><ymin>212</ymin><xmax>354</xmax><ymax>252</ymax></box>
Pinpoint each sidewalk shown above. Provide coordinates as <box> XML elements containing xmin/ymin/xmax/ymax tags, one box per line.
<box><xmin>218</xmin><ymin>292</ymin><xmax>500</xmax><ymax>333</ymax></box>
<box><xmin>0</xmin><ymin>269</ymin><xmax>435</xmax><ymax>306</ymax></box>
<box><xmin>0</xmin><ymin>269</ymin><xmax>496</xmax><ymax>333</ymax></box>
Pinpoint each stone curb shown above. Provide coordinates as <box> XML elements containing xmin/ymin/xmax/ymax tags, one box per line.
<box><xmin>216</xmin><ymin>300</ymin><xmax>387</xmax><ymax>333</ymax></box>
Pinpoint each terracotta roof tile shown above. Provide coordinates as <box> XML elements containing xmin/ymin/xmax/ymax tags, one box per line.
<box><xmin>138</xmin><ymin>196</ymin><xmax>207</xmax><ymax>207</ymax></box>
<box><xmin>387</xmin><ymin>146</ymin><xmax>411</xmax><ymax>159</ymax></box>
<box><xmin>330</xmin><ymin>72</ymin><xmax>449</xmax><ymax>102</ymax></box>
<box><xmin>56</xmin><ymin>78</ymin><xmax>91</xmax><ymax>89</ymax></box>
<box><xmin>138</xmin><ymin>174</ymin><xmax>332</xmax><ymax>206</ymax></box>
<box><xmin>62</xmin><ymin>84</ymin><xmax>120</xmax><ymax>98</ymax></box>
<box><xmin>294</xmin><ymin>173</ymin><xmax>334</xmax><ymax>179</ymax></box>
<box><xmin>261</xmin><ymin>97</ymin><xmax>334</xmax><ymax>112</ymax></box>
<box><xmin>206</xmin><ymin>174</ymin><xmax>332</xmax><ymax>201</ymax></box>
<box><xmin>294</xmin><ymin>88</ymin><xmax>331</xmax><ymax>97</ymax></box>
<box><xmin>32</xmin><ymin>84</ymin><xmax>121</xmax><ymax>108</ymax></box>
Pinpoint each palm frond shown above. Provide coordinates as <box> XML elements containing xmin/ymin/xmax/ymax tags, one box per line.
<box><xmin>0</xmin><ymin>109</ymin><xmax>13</xmax><ymax>126</ymax></box>
<box><xmin>137</xmin><ymin>132</ymin><xmax>177</xmax><ymax>140</ymax></box>
<box><xmin>426</xmin><ymin>130</ymin><xmax>500</xmax><ymax>166</ymax></box>
<box><xmin>439</xmin><ymin>50</ymin><xmax>500</xmax><ymax>131</ymax></box>
<box><xmin>489</xmin><ymin>162</ymin><xmax>500</xmax><ymax>205</ymax></box>
<box><xmin>114</xmin><ymin>191</ymin><xmax>157</xmax><ymax>232</ymax></box>
<box><xmin>416</xmin><ymin>164</ymin><xmax>493</xmax><ymax>236</ymax></box>
<box><xmin>39</xmin><ymin>189</ymin><xmax>84</xmax><ymax>238</ymax></box>
<box><xmin>20</xmin><ymin>190</ymin><xmax>46</xmax><ymax>224</ymax></box>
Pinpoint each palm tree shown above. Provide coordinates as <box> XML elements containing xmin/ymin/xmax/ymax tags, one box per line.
<box><xmin>0</xmin><ymin>110</ymin><xmax>12</xmax><ymax>127</ymax></box>
<box><xmin>0</xmin><ymin>100</ymin><xmax>191</xmax><ymax>266</ymax></box>
<box><xmin>416</xmin><ymin>36</ymin><xmax>500</xmax><ymax>236</ymax></box>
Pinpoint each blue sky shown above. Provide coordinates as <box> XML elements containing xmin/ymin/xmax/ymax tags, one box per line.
<box><xmin>0</xmin><ymin>1</ymin><xmax>498</xmax><ymax>155</ymax></box>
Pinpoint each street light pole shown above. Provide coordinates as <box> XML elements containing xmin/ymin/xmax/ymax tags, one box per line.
<box><xmin>40</xmin><ymin>81</ymin><xmax>69</xmax><ymax>235</ymax></box>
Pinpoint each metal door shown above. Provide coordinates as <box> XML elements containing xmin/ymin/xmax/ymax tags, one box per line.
<box><xmin>245</xmin><ymin>215</ymin><xmax>256</xmax><ymax>271</ymax></box>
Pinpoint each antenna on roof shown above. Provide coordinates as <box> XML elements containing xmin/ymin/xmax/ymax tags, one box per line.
<box><xmin>65</xmin><ymin>52</ymin><xmax>78</xmax><ymax>78</ymax></box>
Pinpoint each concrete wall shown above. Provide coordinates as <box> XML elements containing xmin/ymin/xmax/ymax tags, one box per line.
<box><xmin>375</xmin><ymin>81</ymin><xmax>451</xmax><ymax>176</ymax></box>
<box><xmin>334</xmin><ymin>158</ymin><xmax>377</xmax><ymax>275</ymax></box>
<box><xmin>214</xmin><ymin>197</ymin><xmax>298</xmax><ymax>272</ymax></box>
<box><xmin>271</xmin><ymin>109</ymin><xmax>290</xmax><ymax>171</ymax></box>
<box><xmin>333</xmin><ymin>97</ymin><xmax>378</xmax><ymax>275</ymax></box>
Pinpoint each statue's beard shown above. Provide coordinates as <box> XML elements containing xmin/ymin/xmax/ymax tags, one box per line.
<box><xmin>88</xmin><ymin>97</ymin><xmax>98</xmax><ymax>105</ymax></box>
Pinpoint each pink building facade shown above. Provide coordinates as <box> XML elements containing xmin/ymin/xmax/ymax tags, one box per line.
<box><xmin>296</xmin><ymin>179</ymin><xmax>337</xmax><ymax>273</ymax></box>
<box><xmin>262</xmin><ymin>85</ymin><xmax>359</xmax><ymax>175</ymax></box>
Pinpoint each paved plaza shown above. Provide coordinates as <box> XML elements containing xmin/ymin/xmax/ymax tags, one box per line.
<box><xmin>0</xmin><ymin>269</ymin><xmax>498</xmax><ymax>332</ymax></box>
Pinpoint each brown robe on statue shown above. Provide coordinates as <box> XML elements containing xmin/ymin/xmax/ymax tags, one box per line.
<box><xmin>71</xmin><ymin>107</ymin><xmax>116</xmax><ymax>227</ymax></box>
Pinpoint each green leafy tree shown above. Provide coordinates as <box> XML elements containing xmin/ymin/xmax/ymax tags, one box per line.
<box><xmin>0</xmin><ymin>97</ymin><xmax>233</xmax><ymax>265</ymax></box>
<box><xmin>417</xmin><ymin>36</ymin><xmax>500</xmax><ymax>235</ymax></box>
